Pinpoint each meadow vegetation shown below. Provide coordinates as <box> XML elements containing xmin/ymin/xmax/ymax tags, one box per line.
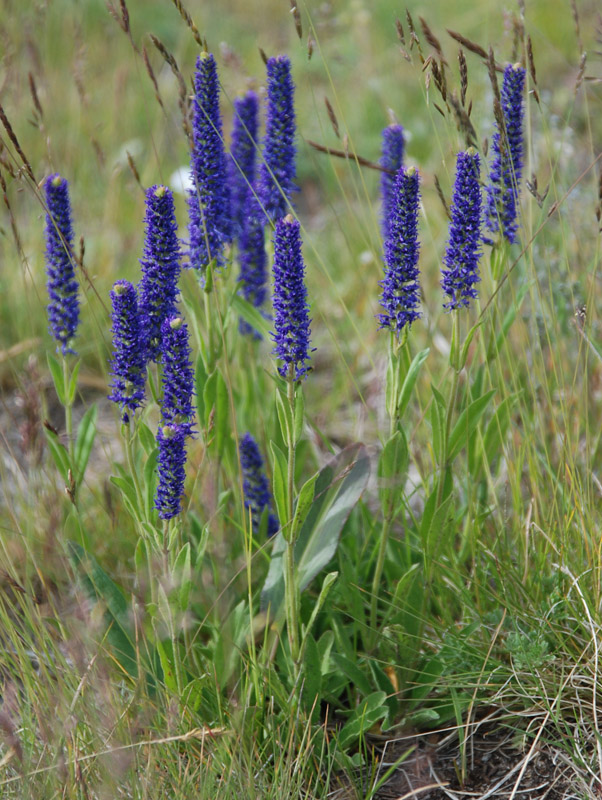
<box><xmin>0</xmin><ymin>0</ymin><xmax>601</xmax><ymax>797</ymax></box>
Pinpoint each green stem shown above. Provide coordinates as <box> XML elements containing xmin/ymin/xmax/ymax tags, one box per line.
<box><xmin>284</xmin><ymin>370</ymin><xmax>301</xmax><ymax>671</ymax></box>
<box><xmin>62</xmin><ymin>355</ymin><xmax>74</xmax><ymax>464</ymax></box>
<box><xmin>125</xmin><ymin>422</ymin><xmax>145</xmax><ymax>517</ymax></box>
<box><xmin>203</xmin><ymin>287</ymin><xmax>214</xmax><ymax>372</ymax></box>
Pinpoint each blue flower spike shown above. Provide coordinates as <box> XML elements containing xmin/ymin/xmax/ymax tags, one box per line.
<box><xmin>442</xmin><ymin>148</ymin><xmax>483</xmax><ymax>310</ymax></box>
<box><xmin>271</xmin><ymin>214</ymin><xmax>312</xmax><ymax>381</ymax></box>
<box><xmin>485</xmin><ymin>63</ymin><xmax>526</xmax><ymax>243</ymax></box>
<box><xmin>108</xmin><ymin>280</ymin><xmax>146</xmax><ymax>423</ymax></box>
<box><xmin>138</xmin><ymin>184</ymin><xmax>181</xmax><ymax>363</ymax></box>
<box><xmin>44</xmin><ymin>174</ymin><xmax>79</xmax><ymax>355</ymax></box>
<box><xmin>259</xmin><ymin>55</ymin><xmax>297</xmax><ymax>225</ymax></box>
<box><xmin>378</xmin><ymin>166</ymin><xmax>421</xmax><ymax>336</ymax></box>
<box><xmin>380</xmin><ymin>124</ymin><xmax>405</xmax><ymax>241</ymax></box>
<box><xmin>188</xmin><ymin>51</ymin><xmax>231</xmax><ymax>275</ymax></box>
<box><xmin>240</xmin><ymin>433</ymin><xmax>279</xmax><ymax>537</ymax></box>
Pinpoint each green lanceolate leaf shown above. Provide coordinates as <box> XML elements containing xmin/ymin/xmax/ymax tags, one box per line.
<box><xmin>261</xmin><ymin>444</ymin><xmax>370</xmax><ymax>615</ymax></box>
<box><xmin>44</xmin><ymin>427</ymin><xmax>71</xmax><ymax>481</ymax></box>
<box><xmin>275</xmin><ymin>388</ymin><xmax>294</xmax><ymax>447</ymax></box>
<box><xmin>231</xmin><ymin>293</ymin><xmax>272</xmax><ymax>339</ymax></box>
<box><xmin>195</xmin><ymin>354</ymin><xmax>207</xmax><ymax>429</ymax></box>
<box><xmin>66</xmin><ymin>359</ymin><xmax>81</xmax><ymax>405</ymax></box>
<box><xmin>143</xmin><ymin>448</ymin><xmax>158</xmax><ymax>519</ymax></box>
<box><xmin>482</xmin><ymin>393</ymin><xmax>519</xmax><ymax>464</ymax></box>
<box><xmin>289</xmin><ymin>474</ymin><xmax>317</xmax><ymax>543</ymax></box>
<box><xmin>337</xmin><ymin>691</ymin><xmax>389</xmax><ymax>749</ymax></box>
<box><xmin>111</xmin><ymin>475</ymin><xmax>141</xmax><ymax>521</ymax></box>
<box><xmin>269</xmin><ymin>441</ymin><xmax>289</xmax><ymax>528</ymax></box>
<box><xmin>378</xmin><ymin>429</ymin><xmax>409</xmax><ymax>516</ymax></box>
<box><xmin>448</xmin><ymin>389</ymin><xmax>496</xmax><ymax>462</ymax></box>
<box><xmin>430</xmin><ymin>384</ymin><xmax>447</xmax><ymax>466</ymax></box>
<box><xmin>397</xmin><ymin>348</ymin><xmax>429</xmax><ymax>420</ymax></box>
<box><xmin>294</xmin><ymin>387</ymin><xmax>304</xmax><ymax>444</ymax></box>
<box><xmin>73</xmin><ymin>403</ymin><xmax>97</xmax><ymax>483</ymax></box>
<box><xmin>204</xmin><ymin>368</ymin><xmax>229</xmax><ymax>457</ymax></box>
<box><xmin>47</xmin><ymin>353</ymin><xmax>66</xmax><ymax>405</ymax></box>
<box><xmin>68</xmin><ymin>542</ymin><xmax>138</xmax><ymax>679</ymax></box>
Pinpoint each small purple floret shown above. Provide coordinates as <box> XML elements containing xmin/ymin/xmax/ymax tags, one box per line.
<box><xmin>229</xmin><ymin>91</ymin><xmax>259</xmax><ymax>240</ymax></box>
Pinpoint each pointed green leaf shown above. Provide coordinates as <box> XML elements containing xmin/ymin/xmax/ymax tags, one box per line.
<box><xmin>47</xmin><ymin>353</ymin><xmax>66</xmax><ymax>405</ymax></box>
<box><xmin>448</xmin><ymin>389</ymin><xmax>496</xmax><ymax>462</ymax></box>
<box><xmin>74</xmin><ymin>403</ymin><xmax>97</xmax><ymax>483</ymax></box>
<box><xmin>397</xmin><ymin>348</ymin><xmax>429</xmax><ymax>420</ymax></box>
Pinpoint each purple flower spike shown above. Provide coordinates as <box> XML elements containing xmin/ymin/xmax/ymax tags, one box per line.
<box><xmin>238</xmin><ymin>194</ymin><xmax>269</xmax><ymax>338</ymax></box>
<box><xmin>378</xmin><ymin>166</ymin><xmax>421</xmax><ymax>335</ymax></box>
<box><xmin>240</xmin><ymin>433</ymin><xmax>279</xmax><ymax>537</ymax></box>
<box><xmin>442</xmin><ymin>150</ymin><xmax>483</xmax><ymax>310</ymax></box>
<box><xmin>160</xmin><ymin>316</ymin><xmax>195</xmax><ymax>436</ymax></box>
<box><xmin>44</xmin><ymin>174</ymin><xmax>79</xmax><ymax>354</ymax></box>
<box><xmin>138</xmin><ymin>185</ymin><xmax>181</xmax><ymax>363</ymax></box>
<box><xmin>485</xmin><ymin>63</ymin><xmax>526</xmax><ymax>243</ymax></box>
<box><xmin>188</xmin><ymin>52</ymin><xmax>231</xmax><ymax>275</ymax></box>
<box><xmin>271</xmin><ymin>215</ymin><xmax>312</xmax><ymax>381</ymax></box>
<box><xmin>108</xmin><ymin>281</ymin><xmax>146</xmax><ymax>423</ymax></box>
<box><xmin>155</xmin><ymin>424</ymin><xmax>187</xmax><ymax>520</ymax></box>
<box><xmin>380</xmin><ymin>124</ymin><xmax>405</xmax><ymax>241</ymax></box>
<box><xmin>258</xmin><ymin>55</ymin><xmax>296</xmax><ymax>225</ymax></box>
<box><xmin>229</xmin><ymin>91</ymin><xmax>260</xmax><ymax>239</ymax></box>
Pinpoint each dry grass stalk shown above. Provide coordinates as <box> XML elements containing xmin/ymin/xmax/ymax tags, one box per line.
<box><xmin>419</xmin><ymin>16</ymin><xmax>448</xmax><ymax>65</ymax></box>
<box><xmin>446</xmin><ymin>29</ymin><xmax>488</xmax><ymax>61</ymax></box>
<box><xmin>142</xmin><ymin>46</ymin><xmax>164</xmax><ymax>110</ymax></box>
<box><xmin>307</xmin><ymin>34</ymin><xmax>314</xmax><ymax>60</ymax></box>
<box><xmin>430</xmin><ymin>58</ymin><xmax>448</xmax><ymax>104</ymax></box>
<box><xmin>449</xmin><ymin>92</ymin><xmax>478</xmax><ymax>148</ymax></box>
<box><xmin>434</xmin><ymin>175</ymin><xmax>451</xmax><ymax>221</ymax></box>
<box><xmin>148</xmin><ymin>34</ymin><xmax>190</xmax><ymax>140</ymax></box>
<box><xmin>259</xmin><ymin>47</ymin><xmax>268</xmax><ymax>66</ymax></box>
<box><xmin>405</xmin><ymin>9</ymin><xmax>424</xmax><ymax>60</ymax></box>
<box><xmin>324</xmin><ymin>96</ymin><xmax>340</xmax><ymax>138</ymax></box>
<box><xmin>170</xmin><ymin>0</ymin><xmax>203</xmax><ymax>47</ymax></box>
<box><xmin>487</xmin><ymin>47</ymin><xmax>501</xmax><ymax>105</ymax></box>
<box><xmin>0</xmin><ymin>166</ymin><xmax>24</xmax><ymax>252</ymax></box>
<box><xmin>0</xmin><ymin>104</ymin><xmax>35</xmax><ymax>181</ymax></box>
<box><xmin>28</xmin><ymin>72</ymin><xmax>43</xmax><ymax>120</ymax></box>
<box><xmin>458</xmin><ymin>48</ymin><xmax>468</xmax><ymax>106</ymax></box>
<box><xmin>527</xmin><ymin>36</ymin><xmax>540</xmax><ymax>104</ymax></box>
<box><xmin>575</xmin><ymin>52</ymin><xmax>587</xmax><ymax>95</ymax></box>
<box><xmin>396</xmin><ymin>18</ymin><xmax>405</xmax><ymax>45</ymax></box>
<box><xmin>126</xmin><ymin>150</ymin><xmax>144</xmax><ymax>192</ymax></box>
<box><xmin>570</xmin><ymin>0</ymin><xmax>583</xmax><ymax>52</ymax></box>
<box><xmin>289</xmin><ymin>0</ymin><xmax>302</xmax><ymax>39</ymax></box>
<box><xmin>307</xmin><ymin>139</ymin><xmax>392</xmax><ymax>174</ymax></box>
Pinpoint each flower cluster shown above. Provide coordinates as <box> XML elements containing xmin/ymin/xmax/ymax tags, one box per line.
<box><xmin>159</xmin><ymin>316</ymin><xmax>195</xmax><ymax>435</ymax></box>
<box><xmin>259</xmin><ymin>55</ymin><xmax>296</xmax><ymax>225</ymax></box>
<box><xmin>108</xmin><ymin>281</ymin><xmax>146</xmax><ymax>422</ymax></box>
<box><xmin>138</xmin><ymin>185</ymin><xmax>181</xmax><ymax>362</ymax></box>
<box><xmin>485</xmin><ymin>63</ymin><xmax>526</xmax><ymax>243</ymax></box>
<box><xmin>442</xmin><ymin>150</ymin><xmax>483</xmax><ymax>310</ymax></box>
<box><xmin>188</xmin><ymin>52</ymin><xmax>231</xmax><ymax>274</ymax></box>
<box><xmin>378</xmin><ymin>166</ymin><xmax>421</xmax><ymax>335</ymax></box>
<box><xmin>155</xmin><ymin>424</ymin><xmax>188</xmax><ymax>520</ymax></box>
<box><xmin>44</xmin><ymin>174</ymin><xmax>79</xmax><ymax>354</ymax></box>
<box><xmin>380</xmin><ymin>124</ymin><xmax>405</xmax><ymax>241</ymax></box>
<box><xmin>230</xmin><ymin>91</ymin><xmax>259</xmax><ymax>239</ymax></box>
<box><xmin>238</xmin><ymin>195</ymin><xmax>269</xmax><ymax>338</ymax></box>
<box><xmin>240</xmin><ymin>433</ymin><xmax>279</xmax><ymax>537</ymax></box>
<box><xmin>271</xmin><ymin>215</ymin><xmax>312</xmax><ymax>380</ymax></box>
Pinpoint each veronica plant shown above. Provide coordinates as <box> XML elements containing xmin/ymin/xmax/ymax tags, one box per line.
<box><xmin>271</xmin><ymin>213</ymin><xmax>312</xmax><ymax>674</ymax></box>
<box><xmin>188</xmin><ymin>51</ymin><xmax>231</xmax><ymax>278</ymax></box>
<box><xmin>259</xmin><ymin>55</ymin><xmax>296</xmax><ymax>225</ymax></box>
<box><xmin>238</xmin><ymin>194</ymin><xmax>270</xmax><ymax>338</ymax></box>
<box><xmin>108</xmin><ymin>280</ymin><xmax>146</xmax><ymax>423</ymax></box>
<box><xmin>44</xmin><ymin>173</ymin><xmax>80</xmax><ymax>462</ymax></box>
<box><xmin>372</xmin><ymin>165</ymin><xmax>421</xmax><ymax>641</ymax></box>
<box><xmin>485</xmin><ymin>63</ymin><xmax>526</xmax><ymax>244</ymax></box>
<box><xmin>159</xmin><ymin>315</ymin><xmax>195</xmax><ymax>437</ymax></box>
